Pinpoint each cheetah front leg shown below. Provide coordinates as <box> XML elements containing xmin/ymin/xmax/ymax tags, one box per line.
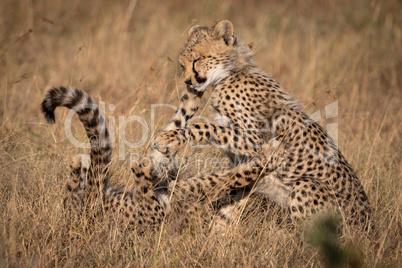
<box><xmin>168</xmin><ymin>156</ymin><xmax>279</xmax><ymax>203</ymax></box>
<box><xmin>166</xmin><ymin>157</ymin><xmax>272</xmax><ymax>230</ymax></box>
<box><xmin>152</xmin><ymin>123</ymin><xmax>288</xmax><ymax>177</ymax></box>
<box><xmin>149</xmin><ymin>91</ymin><xmax>204</xmax><ymax>180</ymax></box>
<box><xmin>152</xmin><ymin>123</ymin><xmax>267</xmax><ymax>157</ymax></box>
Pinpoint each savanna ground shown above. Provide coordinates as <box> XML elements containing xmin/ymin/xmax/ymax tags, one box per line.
<box><xmin>0</xmin><ymin>0</ymin><xmax>401</xmax><ymax>267</ymax></box>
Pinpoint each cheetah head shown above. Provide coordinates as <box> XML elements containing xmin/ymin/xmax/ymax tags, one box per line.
<box><xmin>179</xmin><ymin>20</ymin><xmax>252</xmax><ymax>93</ymax></box>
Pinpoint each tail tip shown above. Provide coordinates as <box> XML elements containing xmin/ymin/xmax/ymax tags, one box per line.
<box><xmin>41</xmin><ymin>101</ymin><xmax>56</xmax><ymax>124</ymax></box>
<box><xmin>44</xmin><ymin>114</ymin><xmax>56</xmax><ymax>124</ymax></box>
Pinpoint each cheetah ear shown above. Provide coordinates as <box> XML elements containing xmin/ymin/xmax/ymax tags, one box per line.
<box><xmin>213</xmin><ymin>20</ymin><xmax>235</xmax><ymax>46</ymax></box>
<box><xmin>188</xmin><ymin>25</ymin><xmax>201</xmax><ymax>36</ymax></box>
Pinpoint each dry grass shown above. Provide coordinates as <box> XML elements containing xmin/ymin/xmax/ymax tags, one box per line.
<box><xmin>1</xmin><ymin>0</ymin><xmax>401</xmax><ymax>266</ymax></box>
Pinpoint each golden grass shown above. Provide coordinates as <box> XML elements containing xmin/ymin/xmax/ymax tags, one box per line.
<box><xmin>0</xmin><ymin>0</ymin><xmax>401</xmax><ymax>266</ymax></box>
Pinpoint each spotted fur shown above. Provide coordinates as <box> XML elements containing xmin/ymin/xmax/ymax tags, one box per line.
<box><xmin>42</xmin><ymin>86</ymin><xmax>230</xmax><ymax>231</ymax></box>
<box><xmin>42</xmin><ymin>87</ymin><xmax>165</xmax><ymax>230</ymax></box>
<box><xmin>149</xmin><ymin>89</ymin><xmax>204</xmax><ymax>182</ymax></box>
<box><xmin>42</xmin><ymin>86</ymin><xmax>112</xmax><ymax>181</ymax></box>
<box><xmin>153</xmin><ymin>20</ymin><xmax>372</xmax><ymax>229</ymax></box>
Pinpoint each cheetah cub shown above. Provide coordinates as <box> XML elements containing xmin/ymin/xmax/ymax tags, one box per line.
<box><xmin>42</xmin><ymin>87</ymin><xmax>167</xmax><ymax>230</ymax></box>
<box><xmin>153</xmin><ymin>20</ymin><xmax>372</xmax><ymax>230</ymax></box>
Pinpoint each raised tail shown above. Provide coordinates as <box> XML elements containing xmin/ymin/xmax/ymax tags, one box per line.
<box><xmin>41</xmin><ymin>86</ymin><xmax>112</xmax><ymax>187</ymax></box>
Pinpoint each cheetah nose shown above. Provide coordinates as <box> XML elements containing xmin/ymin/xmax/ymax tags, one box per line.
<box><xmin>184</xmin><ymin>78</ymin><xmax>192</xmax><ymax>85</ymax></box>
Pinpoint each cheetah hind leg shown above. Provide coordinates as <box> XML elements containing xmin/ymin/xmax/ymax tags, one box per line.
<box><xmin>212</xmin><ymin>194</ymin><xmax>279</xmax><ymax>235</ymax></box>
<box><xmin>287</xmin><ymin>178</ymin><xmax>333</xmax><ymax>223</ymax></box>
<box><xmin>65</xmin><ymin>154</ymin><xmax>91</xmax><ymax>211</ymax></box>
<box><xmin>129</xmin><ymin>155</ymin><xmax>169</xmax><ymax>229</ymax></box>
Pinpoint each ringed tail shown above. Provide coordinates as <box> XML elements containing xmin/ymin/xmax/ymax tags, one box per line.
<box><xmin>41</xmin><ymin>86</ymin><xmax>112</xmax><ymax>180</ymax></box>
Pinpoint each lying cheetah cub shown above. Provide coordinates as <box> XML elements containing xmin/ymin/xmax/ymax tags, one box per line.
<box><xmin>42</xmin><ymin>87</ymin><xmax>168</xmax><ymax>230</ymax></box>
<box><xmin>42</xmin><ymin>86</ymin><xmax>270</xmax><ymax>231</ymax></box>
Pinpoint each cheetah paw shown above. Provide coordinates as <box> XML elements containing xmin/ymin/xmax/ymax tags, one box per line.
<box><xmin>152</xmin><ymin>130</ymin><xmax>186</xmax><ymax>154</ymax></box>
<box><xmin>131</xmin><ymin>155</ymin><xmax>153</xmax><ymax>178</ymax></box>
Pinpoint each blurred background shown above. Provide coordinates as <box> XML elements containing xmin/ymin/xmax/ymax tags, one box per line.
<box><xmin>0</xmin><ymin>0</ymin><xmax>400</xmax><ymax>266</ymax></box>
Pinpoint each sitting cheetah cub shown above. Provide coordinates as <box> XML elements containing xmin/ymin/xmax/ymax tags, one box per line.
<box><xmin>153</xmin><ymin>20</ymin><xmax>372</xmax><ymax>230</ymax></box>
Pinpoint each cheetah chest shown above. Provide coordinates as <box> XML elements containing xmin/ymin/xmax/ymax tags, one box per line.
<box><xmin>210</xmin><ymin>91</ymin><xmax>232</xmax><ymax>127</ymax></box>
